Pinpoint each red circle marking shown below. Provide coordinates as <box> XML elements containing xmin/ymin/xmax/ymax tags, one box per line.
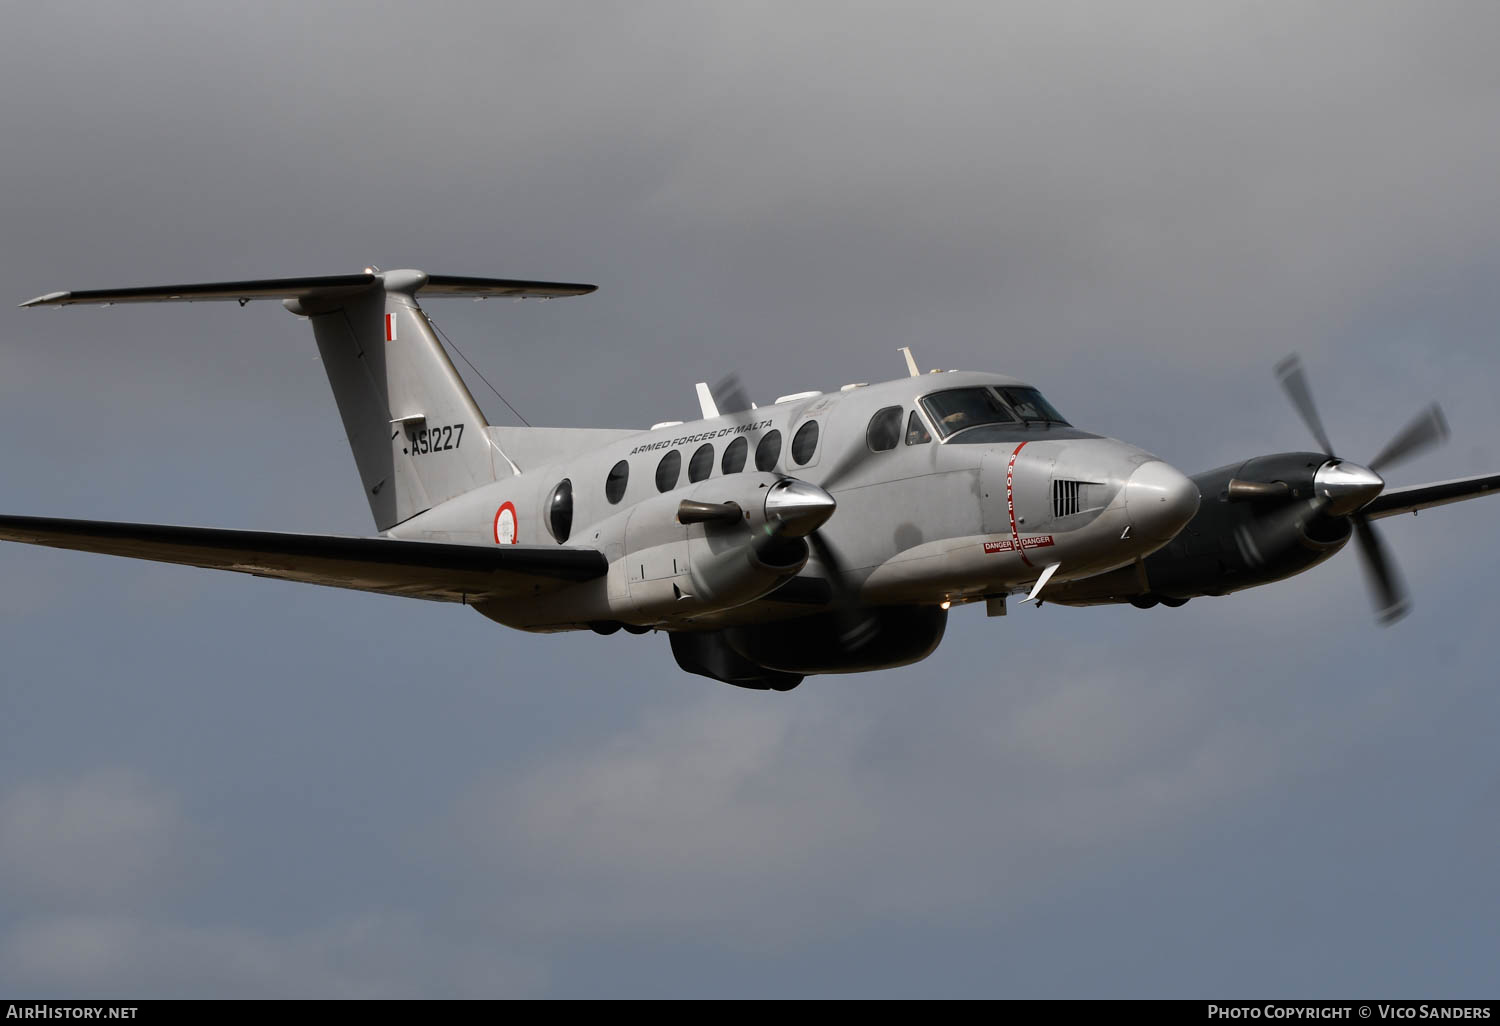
<box><xmin>494</xmin><ymin>502</ymin><xmax>518</xmax><ymax>545</ymax></box>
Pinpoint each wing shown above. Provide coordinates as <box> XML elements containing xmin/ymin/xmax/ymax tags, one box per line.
<box><xmin>1363</xmin><ymin>473</ymin><xmax>1500</xmax><ymax>520</ymax></box>
<box><xmin>0</xmin><ymin>515</ymin><xmax>605</xmax><ymax>603</ymax></box>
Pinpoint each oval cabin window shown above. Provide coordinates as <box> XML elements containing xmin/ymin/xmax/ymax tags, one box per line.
<box><xmin>755</xmin><ymin>431</ymin><xmax>782</xmax><ymax>472</ymax></box>
<box><xmin>867</xmin><ymin>406</ymin><xmax>902</xmax><ymax>452</ymax></box>
<box><xmin>547</xmin><ymin>479</ymin><xmax>573</xmax><ymax>543</ymax></box>
<box><xmin>688</xmin><ymin>443</ymin><xmax>714</xmax><ymax>483</ymax></box>
<box><xmin>605</xmin><ymin>460</ymin><xmax>629</xmax><ymax>504</ymax></box>
<box><xmin>721</xmin><ymin>436</ymin><xmax>748</xmax><ymax>475</ymax></box>
<box><xmin>656</xmin><ymin>450</ymin><xmax>682</xmax><ymax>492</ymax></box>
<box><xmin>791</xmin><ymin>421</ymin><xmax>819</xmax><ymax>465</ymax></box>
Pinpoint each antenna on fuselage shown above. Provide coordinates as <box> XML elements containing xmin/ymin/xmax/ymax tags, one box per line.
<box><xmin>898</xmin><ymin>346</ymin><xmax>921</xmax><ymax>378</ymax></box>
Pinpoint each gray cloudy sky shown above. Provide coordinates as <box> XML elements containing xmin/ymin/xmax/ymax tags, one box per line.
<box><xmin>2</xmin><ymin>1</ymin><xmax>1498</xmax><ymax>998</ymax></box>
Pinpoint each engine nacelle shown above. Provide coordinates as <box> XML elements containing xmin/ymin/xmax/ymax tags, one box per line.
<box><xmin>686</xmin><ymin>524</ymin><xmax>808</xmax><ymax>612</ymax></box>
<box><xmin>1048</xmin><ymin>452</ymin><xmax>1352</xmax><ymax>607</ymax></box>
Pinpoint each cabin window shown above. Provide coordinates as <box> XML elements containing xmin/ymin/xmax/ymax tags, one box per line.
<box><xmin>905</xmin><ymin>410</ymin><xmax>932</xmax><ymax>445</ymax></box>
<box><xmin>605</xmin><ymin>460</ymin><xmax>629</xmax><ymax>504</ymax></box>
<box><xmin>867</xmin><ymin>406</ymin><xmax>903</xmax><ymax>452</ymax></box>
<box><xmin>547</xmin><ymin>479</ymin><xmax>573</xmax><ymax>543</ymax></box>
<box><xmin>791</xmin><ymin>421</ymin><xmax>819</xmax><ymax>466</ymax></box>
<box><xmin>755</xmin><ymin>430</ymin><xmax>782</xmax><ymax>472</ymax></box>
<box><xmin>689</xmin><ymin>443</ymin><xmax>714</xmax><ymax>483</ymax></box>
<box><xmin>655</xmin><ymin>450</ymin><xmax>682</xmax><ymax>492</ymax></box>
<box><xmin>721</xmin><ymin>436</ymin><xmax>748</xmax><ymax>475</ymax></box>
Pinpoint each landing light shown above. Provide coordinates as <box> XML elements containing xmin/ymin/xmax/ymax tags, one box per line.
<box><xmin>939</xmin><ymin>600</ymin><xmax>952</xmax><ymax>610</ymax></box>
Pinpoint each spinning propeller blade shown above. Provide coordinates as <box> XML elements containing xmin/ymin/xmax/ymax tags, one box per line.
<box><xmin>1275</xmin><ymin>354</ymin><xmax>1335</xmax><ymax>456</ymax></box>
<box><xmin>806</xmin><ymin>530</ymin><xmax>879</xmax><ymax>652</ymax></box>
<box><xmin>1369</xmin><ymin>404</ymin><xmax>1449</xmax><ymax>474</ymax></box>
<box><xmin>710</xmin><ymin>372</ymin><xmax>754</xmax><ymax>415</ymax></box>
<box><xmin>1352</xmin><ymin>514</ymin><xmax>1410</xmax><ymax>625</ymax></box>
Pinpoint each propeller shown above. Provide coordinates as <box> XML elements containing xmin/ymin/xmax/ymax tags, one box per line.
<box><xmin>1262</xmin><ymin>354</ymin><xmax>1449</xmax><ymax>625</ymax></box>
<box><xmin>709</xmin><ymin>372</ymin><xmax>754</xmax><ymax>415</ymax></box>
<box><xmin>805</xmin><ymin>529</ymin><xmax>880</xmax><ymax>651</ymax></box>
<box><xmin>796</xmin><ymin>428</ymin><xmax>895</xmax><ymax>650</ymax></box>
<box><xmin>754</xmin><ymin>445</ymin><xmax>883</xmax><ymax>651</ymax></box>
<box><xmin>1369</xmin><ymin>404</ymin><xmax>1449</xmax><ymax>474</ymax></box>
<box><xmin>700</xmin><ymin>372</ymin><xmax>885</xmax><ymax>651</ymax></box>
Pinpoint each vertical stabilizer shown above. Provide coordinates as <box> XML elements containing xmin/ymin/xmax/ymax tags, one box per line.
<box><xmin>290</xmin><ymin>270</ymin><xmax>497</xmax><ymax>531</ymax></box>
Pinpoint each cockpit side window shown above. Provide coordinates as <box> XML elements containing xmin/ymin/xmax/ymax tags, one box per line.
<box><xmin>919</xmin><ymin>388</ymin><xmax>1017</xmax><ymax>439</ymax></box>
<box><xmin>905</xmin><ymin>410</ymin><xmax>931</xmax><ymax>445</ymax></box>
<box><xmin>996</xmin><ymin>386</ymin><xmax>1069</xmax><ymax>425</ymax></box>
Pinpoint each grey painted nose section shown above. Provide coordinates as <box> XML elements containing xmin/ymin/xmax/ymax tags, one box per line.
<box><xmin>1124</xmin><ymin>460</ymin><xmax>1200</xmax><ymax>542</ymax></box>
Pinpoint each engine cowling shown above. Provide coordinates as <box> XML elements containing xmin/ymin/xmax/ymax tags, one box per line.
<box><xmin>604</xmin><ymin>473</ymin><xmax>836</xmax><ymax>624</ymax></box>
<box><xmin>1048</xmin><ymin>452</ymin><xmax>1353</xmax><ymax>606</ymax></box>
<box><xmin>685</xmin><ymin>518</ymin><xmax>809</xmax><ymax>611</ymax></box>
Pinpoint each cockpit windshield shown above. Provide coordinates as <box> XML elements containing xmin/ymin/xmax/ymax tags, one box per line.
<box><xmin>995</xmin><ymin>386</ymin><xmax>1068</xmax><ymax>426</ymax></box>
<box><xmin>921</xmin><ymin>388</ymin><xmax>1016</xmax><ymax>439</ymax></box>
<box><xmin>920</xmin><ymin>386</ymin><xmax>1070</xmax><ymax>440</ymax></box>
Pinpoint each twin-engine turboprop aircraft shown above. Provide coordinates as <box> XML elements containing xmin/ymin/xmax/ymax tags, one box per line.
<box><xmin>7</xmin><ymin>270</ymin><xmax>1498</xmax><ymax>690</ymax></box>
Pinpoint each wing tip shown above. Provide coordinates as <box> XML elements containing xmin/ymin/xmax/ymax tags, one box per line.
<box><xmin>20</xmin><ymin>291</ymin><xmax>70</xmax><ymax>308</ymax></box>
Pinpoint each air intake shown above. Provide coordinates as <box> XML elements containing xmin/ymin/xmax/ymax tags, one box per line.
<box><xmin>1053</xmin><ymin>480</ymin><xmax>1085</xmax><ymax>518</ymax></box>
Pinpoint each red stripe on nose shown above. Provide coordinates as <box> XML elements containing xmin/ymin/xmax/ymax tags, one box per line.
<box><xmin>1006</xmin><ymin>442</ymin><xmax>1032</xmax><ymax>568</ymax></box>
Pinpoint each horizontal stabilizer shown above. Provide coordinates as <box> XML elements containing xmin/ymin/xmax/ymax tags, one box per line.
<box><xmin>1363</xmin><ymin>472</ymin><xmax>1500</xmax><ymax>520</ymax></box>
<box><xmin>20</xmin><ymin>271</ymin><xmax>596</xmax><ymax>307</ymax></box>
<box><xmin>0</xmin><ymin>514</ymin><xmax>606</xmax><ymax>603</ymax></box>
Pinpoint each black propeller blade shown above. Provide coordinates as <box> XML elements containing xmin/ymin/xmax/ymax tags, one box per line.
<box><xmin>812</xmin><ymin>439</ymin><xmax>870</xmax><ymax>494</ymax></box>
<box><xmin>710</xmin><ymin>372</ymin><xmax>754</xmax><ymax>415</ymax></box>
<box><xmin>798</xmin><ymin>426</ymin><xmax>885</xmax><ymax>650</ymax></box>
<box><xmin>806</xmin><ymin>530</ymin><xmax>879</xmax><ymax>652</ymax></box>
<box><xmin>1369</xmin><ymin>404</ymin><xmax>1449</xmax><ymax>474</ymax></box>
<box><xmin>1352</xmin><ymin>514</ymin><xmax>1410</xmax><ymax>625</ymax></box>
<box><xmin>1275</xmin><ymin>354</ymin><xmax>1335</xmax><ymax>456</ymax></box>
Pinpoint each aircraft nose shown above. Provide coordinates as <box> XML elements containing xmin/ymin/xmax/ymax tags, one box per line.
<box><xmin>1124</xmin><ymin>460</ymin><xmax>1200</xmax><ymax>543</ymax></box>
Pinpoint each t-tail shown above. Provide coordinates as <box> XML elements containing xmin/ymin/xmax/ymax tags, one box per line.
<box><xmin>21</xmin><ymin>269</ymin><xmax>596</xmax><ymax>531</ymax></box>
